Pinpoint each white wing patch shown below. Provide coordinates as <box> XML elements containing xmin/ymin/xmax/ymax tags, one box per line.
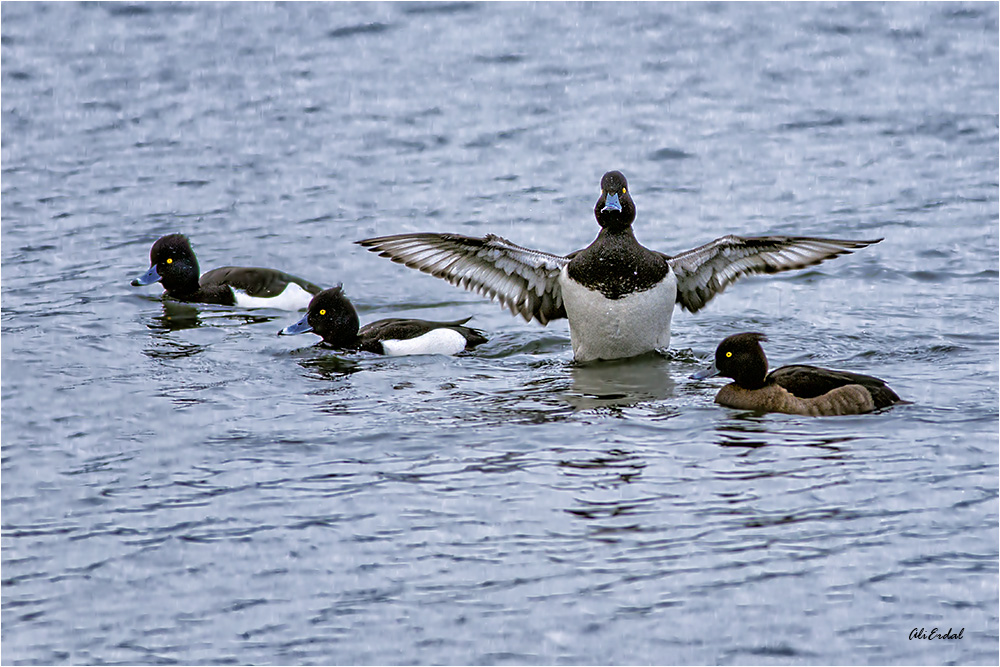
<box><xmin>379</xmin><ymin>328</ymin><xmax>469</xmax><ymax>356</ymax></box>
<box><xmin>232</xmin><ymin>282</ymin><xmax>314</xmax><ymax>311</ymax></box>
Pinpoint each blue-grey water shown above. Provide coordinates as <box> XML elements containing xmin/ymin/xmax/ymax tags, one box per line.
<box><xmin>2</xmin><ymin>2</ymin><xmax>998</xmax><ymax>665</ymax></box>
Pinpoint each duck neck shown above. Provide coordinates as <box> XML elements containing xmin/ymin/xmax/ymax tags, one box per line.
<box><xmin>158</xmin><ymin>255</ymin><xmax>202</xmax><ymax>297</ymax></box>
<box><xmin>163</xmin><ymin>273</ymin><xmax>201</xmax><ymax>299</ymax></box>
<box><xmin>734</xmin><ymin>362</ymin><xmax>769</xmax><ymax>389</ymax></box>
<box><xmin>597</xmin><ymin>221</ymin><xmax>636</xmax><ymax>238</ymax></box>
<box><xmin>323</xmin><ymin>308</ymin><xmax>362</xmax><ymax>350</ymax></box>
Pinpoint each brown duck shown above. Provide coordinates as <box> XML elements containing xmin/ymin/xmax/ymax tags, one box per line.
<box><xmin>694</xmin><ymin>332</ymin><xmax>904</xmax><ymax>416</ymax></box>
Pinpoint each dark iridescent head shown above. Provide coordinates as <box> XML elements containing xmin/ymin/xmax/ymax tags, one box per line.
<box><xmin>131</xmin><ymin>234</ymin><xmax>201</xmax><ymax>294</ymax></box>
<box><xmin>278</xmin><ymin>285</ymin><xmax>360</xmax><ymax>348</ymax></box>
<box><xmin>594</xmin><ymin>170</ymin><xmax>636</xmax><ymax>231</ymax></box>
<box><xmin>713</xmin><ymin>332</ymin><xmax>770</xmax><ymax>389</ymax></box>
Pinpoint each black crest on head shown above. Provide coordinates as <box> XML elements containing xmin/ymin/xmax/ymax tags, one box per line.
<box><xmin>308</xmin><ymin>286</ymin><xmax>361</xmax><ymax>348</ymax></box>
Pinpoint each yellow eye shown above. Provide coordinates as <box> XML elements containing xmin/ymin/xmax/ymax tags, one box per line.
<box><xmin>621</xmin><ymin>187</ymin><xmax>627</xmax><ymax>194</ymax></box>
<box><xmin>166</xmin><ymin>258</ymin><xmax>173</xmax><ymax>264</ymax></box>
<box><xmin>318</xmin><ymin>309</ymin><xmax>326</xmax><ymax>316</ymax></box>
<box><xmin>725</xmin><ymin>351</ymin><xmax>732</xmax><ymax>358</ymax></box>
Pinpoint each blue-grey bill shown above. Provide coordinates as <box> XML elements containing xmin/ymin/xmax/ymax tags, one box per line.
<box><xmin>278</xmin><ymin>315</ymin><xmax>313</xmax><ymax>336</ymax></box>
<box><xmin>602</xmin><ymin>191</ymin><xmax>621</xmax><ymax>213</ymax></box>
<box><xmin>131</xmin><ymin>264</ymin><xmax>161</xmax><ymax>286</ymax></box>
<box><xmin>691</xmin><ymin>364</ymin><xmax>720</xmax><ymax>380</ymax></box>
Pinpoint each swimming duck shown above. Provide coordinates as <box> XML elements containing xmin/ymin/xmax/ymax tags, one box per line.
<box><xmin>278</xmin><ymin>286</ymin><xmax>487</xmax><ymax>355</ymax></box>
<box><xmin>357</xmin><ymin>171</ymin><xmax>881</xmax><ymax>362</ymax></box>
<box><xmin>131</xmin><ymin>234</ymin><xmax>322</xmax><ymax>310</ymax></box>
<box><xmin>693</xmin><ymin>332</ymin><xmax>903</xmax><ymax>416</ymax></box>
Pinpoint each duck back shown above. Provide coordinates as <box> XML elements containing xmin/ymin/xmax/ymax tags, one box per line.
<box><xmin>358</xmin><ymin>317</ymin><xmax>487</xmax><ymax>355</ymax></box>
<box><xmin>200</xmin><ymin>266</ymin><xmax>322</xmax><ymax>298</ymax></box>
<box><xmin>769</xmin><ymin>365</ymin><xmax>901</xmax><ymax>410</ymax></box>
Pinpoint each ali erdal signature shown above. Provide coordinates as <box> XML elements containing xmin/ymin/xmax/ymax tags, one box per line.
<box><xmin>909</xmin><ymin>627</ymin><xmax>964</xmax><ymax>641</ymax></box>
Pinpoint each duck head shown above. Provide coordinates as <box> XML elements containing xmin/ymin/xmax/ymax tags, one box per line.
<box><xmin>131</xmin><ymin>234</ymin><xmax>200</xmax><ymax>295</ymax></box>
<box><xmin>693</xmin><ymin>332</ymin><xmax>770</xmax><ymax>389</ymax></box>
<box><xmin>279</xmin><ymin>285</ymin><xmax>360</xmax><ymax>348</ymax></box>
<box><xmin>594</xmin><ymin>170</ymin><xmax>637</xmax><ymax>232</ymax></box>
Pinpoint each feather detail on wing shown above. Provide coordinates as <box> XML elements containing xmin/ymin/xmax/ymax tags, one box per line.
<box><xmin>357</xmin><ymin>233</ymin><xmax>571</xmax><ymax>324</ymax></box>
<box><xmin>668</xmin><ymin>235</ymin><xmax>882</xmax><ymax>313</ymax></box>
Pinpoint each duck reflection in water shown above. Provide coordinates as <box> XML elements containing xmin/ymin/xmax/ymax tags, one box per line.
<box><xmin>147</xmin><ymin>300</ymin><xmax>203</xmax><ymax>332</ymax></box>
<box><xmin>145</xmin><ymin>301</ymin><xmax>280</xmax><ymax>334</ymax></box>
<box><xmin>565</xmin><ymin>353</ymin><xmax>677</xmax><ymax>411</ymax></box>
<box><xmin>295</xmin><ymin>353</ymin><xmax>362</xmax><ymax>381</ymax></box>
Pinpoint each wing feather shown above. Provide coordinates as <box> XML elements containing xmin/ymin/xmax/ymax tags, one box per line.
<box><xmin>356</xmin><ymin>233</ymin><xmax>570</xmax><ymax>324</ymax></box>
<box><xmin>669</xmin><ymin>235</ymin><xmax>882</xmax><ymax>313</ymax></box>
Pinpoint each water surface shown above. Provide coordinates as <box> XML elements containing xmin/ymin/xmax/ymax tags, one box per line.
<box><xmin>2</xmin><ymin>2</ymin><xmax>998</xmax><ymax>664</ymax></box>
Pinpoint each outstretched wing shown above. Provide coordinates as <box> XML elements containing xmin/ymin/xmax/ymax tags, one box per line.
<box><xmin>668</xmin><ymin>236</ymin><xmax>882</xmax><ymax>313</ymax></box>
<box><xmin>357</xmin><ymin>233</ymin><xmax>571</xmax><ymax>324</ymax></box>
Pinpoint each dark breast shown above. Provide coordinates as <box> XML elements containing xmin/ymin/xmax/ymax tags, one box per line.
<box><xmin>166</xmin><ymin>282</ymin><xmax>236</xmax><ymax>306</ymax></box>
<box><xmin>566</xmin><ymin>234</ymin><xmax>669</xmax><ymax>300</ymax></box>
<box><xmin>192</xmin><ymin>284</ymin><xmax>237</xmax><ymax>306</ymax></box>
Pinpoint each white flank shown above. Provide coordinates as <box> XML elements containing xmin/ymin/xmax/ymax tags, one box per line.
<box><xmin>379</xmin><ymin>328</ymin><xmax>468</xmax><ymax>356</ymax></box>
<box><xmin>559</xmin><ymin>267</ymin><xmax>677</xmax><ymax>362</ymax></box>
<box><xmin>232</xmin><ymin>283</ymin><xmax>314</xmax><ymax>311</ymax></box>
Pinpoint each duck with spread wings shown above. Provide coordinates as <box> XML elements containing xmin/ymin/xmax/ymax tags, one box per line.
<box><xmin>358</xmin><ymin>171</ymin><xmax>881</xmax><ymax>362</ymax></box>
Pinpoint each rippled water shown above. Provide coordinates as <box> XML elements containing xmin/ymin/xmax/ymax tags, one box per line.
<box><xmin>2</xmin><ymin>2</ymin><xmax>998</xmax><ymax>665</ymax></box>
